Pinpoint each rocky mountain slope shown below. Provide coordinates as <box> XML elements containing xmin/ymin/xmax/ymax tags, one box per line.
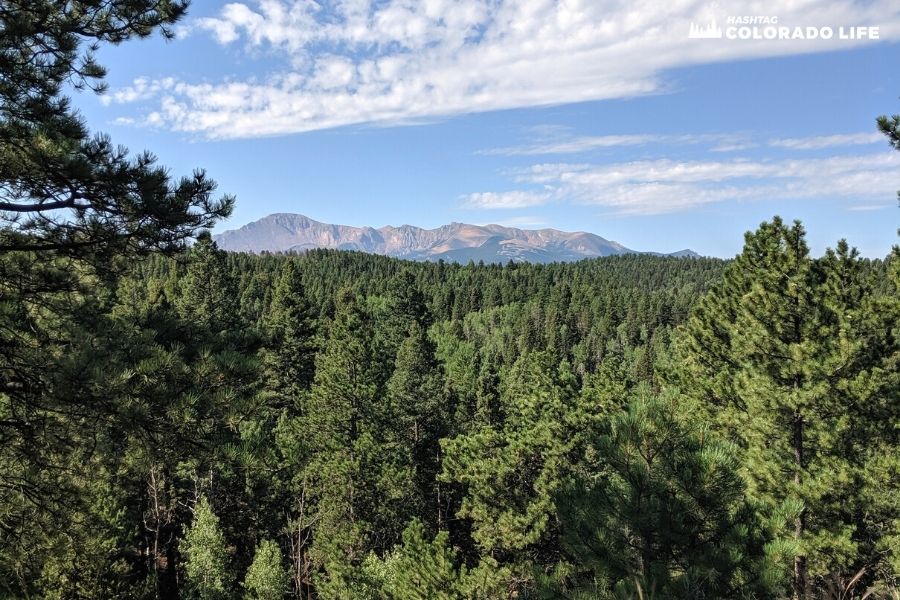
<box><xmin>213</xmin><ymin>213</ymin><xmax>698</xmax><ymax>263</ymax></box>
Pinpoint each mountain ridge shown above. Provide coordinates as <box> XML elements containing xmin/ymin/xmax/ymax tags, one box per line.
<box><xmin>213</xmin><ymin>213</ymin><xmax>699</xmax><ymax>263</ymax></box>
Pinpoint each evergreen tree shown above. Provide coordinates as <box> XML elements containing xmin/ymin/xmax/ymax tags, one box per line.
<box><xmin>676</xmin><ymin>218</ymin><xmax>899</xmax><ymax>597</ymax></box>
<box><xmin>178</xmin><ymin>235</ymin><xmax>240</xmax><ymax>334</ymax></box>
<box><xmin>5</xmin><ymin>175</ymin><xmax>893</xmax><ymax>600</ymax></box>
<box><xmin>442</xmin><ymin>351</ymin><xmax>578</xmax><ymax>572</ymax></box>
<box><xmin>263</xmin><ymin>259</ymin><xmax>318</xmax><ymax>401</ymax></box>
<box><xmin>182</xmin><ymin>496</ymin><xmax>234</xmax><ymax>600</ymax></box>
<box><xmin>382</xmin><ymin>520</ymin><xmax>465</xmax><ymax>600</ymax></box>
<box><xmin>387</xmin><ymin>269</ymin><xmax>430</xmax><ymax>327</ymax></box>
<box><xmin>365</xmin><ymin>519</ymin><xmax>511</xmax><ymax>600</ymax></box>
<box><xmin>304</xmin><ymin>289</ymin><xmax>413</xmax><ymax>594</ymax></box>
<box><xmin>555</xmin><ymin>390</ymin><xmax>786</xmax><ymax>599</ymax></box>
<box><xmin>877</xmin><ymin>112</ymin><xmax>900</xmax><ymax>152</ymax></box>
<box><xmin>386</xmin><ymin>322</ymin><xmax>450</xmax><ymax>530</ymax></box>
<box><xmin>0</xmin><ymin>1</ymin><xmax>232</xmax><ymax>264</ymax></box>
<box><xmin>244</xmin><ymin>539</ymin><xmax>290</xmax><ymax>600</ymax></box>
<box><xmin>0</xmin><ymin>3</ymin><xmax>234</xmax><ymax>594</ymax></box>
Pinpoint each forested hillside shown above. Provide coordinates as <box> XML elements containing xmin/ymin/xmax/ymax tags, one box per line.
<box><xmin>3</xmin><ymin>232</ymin><xmax>899</xmax><ymax>599</ymax></box>
<box><xmin>1</xmin><ymin>2</ymin><xmax>898</xmax><ymax>599</ymax></box>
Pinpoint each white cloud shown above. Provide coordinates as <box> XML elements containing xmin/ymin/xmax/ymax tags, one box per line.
<box><xmin>476</xmin><ymin>216</ymin><xmax>551</xmax><ymax>228</ymax></box>
<box><xmin>311</xmin><ymin>56</ymin><xmax>358</xmax><ymax>90</ymax></box>
<box><xmin>466</xmin><ymin>153</ymin><xmax>900</xmax><ymax>215</ymax></box>
<box><xmin>462</xmin><ymin>190</ymin><xmax>553</xmax><ymax>209</ymax></box>
<box><xmin>709</xmin><ymin>141</ymin><xmax>759</xmax><ymax>152</ymax></box>
<box><xmin>768</xmin><ymin>132</ymin><xmax>884</xmax><ymax>149</ymax></box>
<box><xmin>101</xmin><ymin>77</ymin><xmax>176</xmax><ymax>106</ymax></box>
<box><xmin>483</xmin><ymin>130</ymin><xmax>888</xmax><ymax>156</ymax></box>
<box><xmin>105</xmin><ymin>0</ymin><xmax>900</xmax><ymax>139</ymax></box>
<box><xmin>846</xmin><ymin>203</ymin><xmax>893</xmax><ymax>211</ymax></box>
<box><xmin>482</xmin><ymin>134</ymin><xmax>664</xmax><ymax>156</ymax></box>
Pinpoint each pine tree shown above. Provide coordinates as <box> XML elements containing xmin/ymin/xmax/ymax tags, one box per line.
<box><xmin>177</xmin><ymin>235</ymin><xmax>240</xmax><ymax>334</ymax></box>
<box><xmin>0</xmin><ymin>3</ymin><xmax>233</xmax><ymax>593</ymax></box>
<box><xmin>387</xmin><ymin>269</ymin><xmax>430</xmax><ymax>328</ymax></box>
<box><xmin>367</xmin><ymin>519</ymin><xmax>510</xmax><ymax>600</ymax></box>
<box><xmin>386</xmin><ymin>322</ymin><xmax>449</xmax><ymax>530</ymax></box>
<box><xmin>382</xmin><ymin>520</ymin><xmax>464</xmax><ymax>600</ymax></box>
<box><xmin>676</xmin><ymin>218</ymin><xmax>899</xmax><ymax>597</ymax></box>
<box><xmin>304</xmin><ymin>289</ymin><xmax>413</xmax><ymax>594</ymax></box>
<box><xmin>877</xmin><ymin>111</ymin><xmax>900</xmax><ymax>154</ymax></box>
<box><xmin>556</xmin><ymin>390</ymin><xmax>785</xmax><ymax>598</ymax></box>
<box><xmin>441</xmin><ymin>351</ymin><xmax>578</xmax><ymax>564</ymax></box>
<box><xmin>182</xmin><ymin>497</ymin><xmax>234</xmax><ymax>600</ymax></box>
<box><xmin>812</xmin><ymin>241</ymin><xmax>900</xmax><ymax>586</ymax></box>
<box><xmin>0</xmin><ymin>1</ymin><xmax>232</xmax><ymax>265</ymax></box>
<box><xmin>244</xmin><ymin>539</ymin><xmax>290</xmax><ymax>600</ymax></box>
<box><xmin>263</xmin><ymin>259</ymin><xmax>317</xmax><ymax>401</ymax></box>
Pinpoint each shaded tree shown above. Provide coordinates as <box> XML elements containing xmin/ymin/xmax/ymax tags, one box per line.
<box><xmin>555</xmin><ymin>390</ymin><xmax>788</xmax><ymax>599</ymax></box>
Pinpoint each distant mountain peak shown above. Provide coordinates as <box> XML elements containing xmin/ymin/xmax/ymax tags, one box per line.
<box><xmin>213</xmin><ymin>213</ymin><xmax>698</xmax><ymax>263</ymax></box>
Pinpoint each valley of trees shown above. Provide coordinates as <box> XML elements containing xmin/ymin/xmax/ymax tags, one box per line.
<box><xmin>1</xmin><ymin>2</ymin><xmax>898</xmax><ymax>599</ymax></box>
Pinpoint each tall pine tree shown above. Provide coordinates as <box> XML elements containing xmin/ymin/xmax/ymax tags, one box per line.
<box><xmin>676</xmin><ymin>218</ymin><xmax>899</xmax><ymax>597</ymax></box>
<box><xmin>386</xmin><ymin>322</ymin><xmax>450</xmax><ymax>531</ymax></box>
<box><xmin>555</xmin><ymin>390</ymin><xmax>785</xmax><ymax>598</ymax></box>
<box><xmin>262</xmin><ymin>259</ymin><xmax>317</xmax><ymax>402</ymax></box>
<box><xmin>304</xmin><ymin>289</ymin><xmax>414</xmax><ymax>596</ymax></box>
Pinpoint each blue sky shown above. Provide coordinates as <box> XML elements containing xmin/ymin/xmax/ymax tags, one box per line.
<box><xmin>73</xmin><ymin>0</ymin><xmax>899</xmax><ymax>257</ymax></box>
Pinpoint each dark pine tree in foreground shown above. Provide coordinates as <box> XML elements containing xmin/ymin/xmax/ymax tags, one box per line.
<box><xmin>0</xmin><ymin>2</ymin><xmax>234</xmax><ymax>596</ymax></box>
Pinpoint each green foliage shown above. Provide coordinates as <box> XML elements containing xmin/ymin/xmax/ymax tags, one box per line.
<box><xmin>387</xmin><ymin>321</ymin><xmax>451</xmax><ymax>529</ymax></box>
<box><xmin>877</xmin><ymin>113</ymin><xmax>900</xmax><ymax>152</ymax></box>
<box><xmin>676</xmin><ymin>218</ymin><xmax>900</xmax><ymax>596</ymax></box>
<box><xmin>178</xmin><ymin>235</ymin><xmax>241</xmax><ymax>333</ymax></box>
<box><xmin>182</xmin><ymin>497</ymin><xmax>234</xmax><ymax>600</ymax></box>
<box><xmin>244</xmin><ymin>540</ymin><xmax>289</xmax><ymax>600</ymax></box>
<box><xmin>382</xmin><ymin>520</ymin><xmax>465</xmax><ymax>599</ymax></box>
<box><xmin>0</xmin><ymin>4</ymin><xmax>234</xmax><ymax>594</ymax></box>
<box><xmin>262</xmin><ymin>259</ymin><xmax>318</xmax><ymax>399</ymax></box>
<box><xmin>303</xmin><ymin>289</ymin><xmax>415</xmax><ymax>594</ymax></box>
<box><xmin>555</xmin><ymin>390</ymin><xmax>786</xmax><ymax>598</ymax></box>
<box><xmin>2</xmin><ymin>196</ymin><xmax>895</xmax><ymax>599</ymax></box>
<box><xmin>0</xmin><ymin>1</ymin><xmax>232</xmax><ymax>261</ymax></box>
<box><xmin>362</xmin><ymin>519</ymin><xmax>512</xmax><ymax>600</ymax></box>
<box><xmin>442</xmin><ymin>351</ymin><xmax>578</xmax><ymax>556</ymax></box>
<box><xmin>5</xmin><ymin>3</ymin><xmax>895</xmax><ymax>600</ymax></box>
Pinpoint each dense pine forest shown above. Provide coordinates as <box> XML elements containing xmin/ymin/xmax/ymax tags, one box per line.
<box><xmin>1</xmin><ymin>2</ymin><xmax>899</xmax><ymax>599</ymax></box>
<box><xmin>5</xmin><ymin>233</ymin><xmax>899</xmax><ymax>599</ymax></box>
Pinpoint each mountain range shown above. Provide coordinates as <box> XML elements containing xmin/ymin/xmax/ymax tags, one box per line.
<box><xmin>213</xmin><ymin>213</ymin><xmax>698</xmax><ymax>263</ymax></box>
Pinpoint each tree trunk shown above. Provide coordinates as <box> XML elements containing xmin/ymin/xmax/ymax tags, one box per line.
<box><xmin>792</xmin><ymin>411</ymin><xmax>808</xmax><ymax>600</ymax></box>
<box><xmin>289</xmin><ymin>484</ymin><xmax>314</xmax><ymax>599</ymax></box>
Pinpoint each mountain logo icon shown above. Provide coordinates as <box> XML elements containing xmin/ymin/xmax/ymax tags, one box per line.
<box><xmin>689</xmin><ymin>20</ymin><xmax>723</xmax><ymax>38</ymax></box>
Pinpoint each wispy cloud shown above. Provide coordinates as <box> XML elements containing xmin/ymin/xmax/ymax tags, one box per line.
<box><xmin>768</xmin><ymin>132</ymin><xmax>884</xmax><ymax>150</ymax></box>
<box><xmin>479</xmin><ymin>133</ymin><xmax>749</xmax><ymax>156</ymax></box>
<box><xmin>846</xmin><ymin>203</ymin><xmax>894</xmax><ymax>211</ymax></box>
<box><xmin>481</xmin><ymin>134</ymin><xmax>658</xmax><ymax>156</ymax></box>
<box><xmin>102</xmin><ymin>0</ymin><xmax>900</xmax><ymax>139</ymax></box>
<box><xmin>710</xmin><ymin>141</ymin><xmax>759</xmax><ymax>153</ymax></box>
<box><xmin>481</xmin><ymin>130</ymin><xmax>885</xmax><ymax>157</ymax></box>
<box><xmin>465</xmin><ymin>153</ymin><xmax>900</xmax><ymax>215</ymax></box>
<box><xmin>462</xmin><ymin>190</ymin><xmax>553</xmax><ymax>209</ymax></box>
<box><xmin>476</xmin><ymin>216</ymin><xmax>551</xmax><ymax>228</ymax></box>
<box><xmin>100</xmin><ymin>76</ymin><xmax>176</xmax><ymax>106</ymax></box>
